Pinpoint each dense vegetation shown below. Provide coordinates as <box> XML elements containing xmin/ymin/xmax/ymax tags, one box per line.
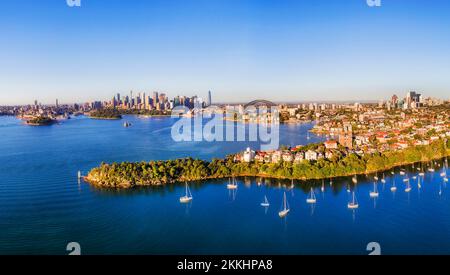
<box><xmin>86</xmin><ymin>139</ymin><xmax>450</xmax><ymax>188</ymax></box>
<box><xmin>89</xmin><ymin>108</ymin><xmax>122</xmax><ymax>119</ymax></box>
<box><xmin>119</xmin><ymin>109</ymin><xmax>171</xmax><ymax>116</ymax></box>
<box><xmin>26</xmin><ymin>116</ymin><xmax>55</xmax><ymax>125</ymax></box>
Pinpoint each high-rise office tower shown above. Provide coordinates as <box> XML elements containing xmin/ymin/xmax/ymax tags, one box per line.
<box><xmin>159</xmin><ymin>93</ymin><xmax>166</xmax><ymax>103</ymax></box>
<box><xmin>153</xmin><ymin>92</ymin><xmax>159</xmax><ymax>106</ymax></box>
<box><xmin>142</xmin><ymin>93</ymin><xmax>146</xmax><ymax>109</ymax></box>
<box><xmin>207</xmin><ymin>90</ymin><xmax>212</xmax><ymax>106</ymax></box>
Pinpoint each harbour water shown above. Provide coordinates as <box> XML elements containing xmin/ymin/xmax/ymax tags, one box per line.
<box><xmin>0</xmin><ymin>115</ymin><xmax>449</xmax><ymax>255</ymax></box>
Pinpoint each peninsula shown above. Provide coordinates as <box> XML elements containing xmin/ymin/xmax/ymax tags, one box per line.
<box><xmin>88</xmin><ymin>108</ymin><xmax>122</xmax><ymax>120</ymax></box>
<box><xmin>85</xmin><ymin>139</ymin><xmax>450</xmax><ymax>189</ymax></box>
<box><xmin>25</xmin><ymin>116</ymin><xmax>56</xmax><ymax>126</ymax></box>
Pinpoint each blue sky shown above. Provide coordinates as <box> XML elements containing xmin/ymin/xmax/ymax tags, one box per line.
<box><xmin>0</xmin><ymin>0</ymin><xmax>449</xmax><ymax>105</ymax></box>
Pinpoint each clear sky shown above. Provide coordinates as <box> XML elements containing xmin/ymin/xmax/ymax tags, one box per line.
<box><xmin>0</xmin><ymin>0</ymin><xmax>449</xmax><ymax>105</ymax></box>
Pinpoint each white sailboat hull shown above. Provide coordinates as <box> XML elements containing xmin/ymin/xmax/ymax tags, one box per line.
<box><xmin>179</xmin><ymin>196</ymin><xmax>193</xmax><ymax>203</ymax></box>
<box><xmin>278</xmin><ymin>209</ymin><xmax>290</xmax><ymax>218</ymax></box>
<box><xmin>227</xmin><ymin>185</ymin><xmax>238</xmax><ymax>190</ymax></box>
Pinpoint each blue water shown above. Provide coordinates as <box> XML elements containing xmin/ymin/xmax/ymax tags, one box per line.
<box><xmin>0</xmin><ymin>115</ymin><xmax>449</xmax><ymax>255</ymax></box>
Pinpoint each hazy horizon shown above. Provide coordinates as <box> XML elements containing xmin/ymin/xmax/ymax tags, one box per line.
<box><xmin>1</xmin><ymin>0</ymin><xmax>450</xmax><ymax>105</ymax></box>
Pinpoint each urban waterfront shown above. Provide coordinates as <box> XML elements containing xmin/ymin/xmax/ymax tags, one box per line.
<box><xmin>0</xmin><ymin>115</ymin><xmax>449</xmax><ymax>255</ymax></box>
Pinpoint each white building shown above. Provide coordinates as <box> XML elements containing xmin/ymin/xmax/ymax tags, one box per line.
<box><xmin>243</xmin><ymin>147</ymin><xmax>256</xmax><ymax>163</ymax></box>
<box><xmin>305</xmin><ymin>150</ymin><xmax>318</xmax><ymax>161</ymax></box>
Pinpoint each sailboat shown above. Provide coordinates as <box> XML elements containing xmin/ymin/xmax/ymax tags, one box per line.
<box><xmin>348</xmin><ymin>192</ymin><xmax>359</xmax><ymax>209</ymax></box>
<box><xmin>179</xmin><ymin>182</ymin><xmax>193</xmax><ymax>203</ymax></box>
<box><xmin>405</xmin><ymin>179</ymin><xmax>412</xmax><ymax>193</ymax></box>
<box><xmin>321</xmin><ymin>180</ymin><xmax>325</xmax><ymax>193</ymax></box>
<box><xmin>352</xmin><ymin>176</ymin><xmax>358</xmax><ymax>184</ymax></box>
<box><xmin>419</xmin><ymin>165</ymin><xmax>425</xmax><ymax>177</ymax></box>
<box><xmin>369</xmin><ymin>182</ymin><xmax>379</xmax><ymax>198</ymax></box>
<box><xmin>306</xmin><ymin>188</ymin><xmax>317</xmax><ymax>204</ymax></box>
<box><xmin>418</xmin><ymin>176</ymin><xmax>422</xmax><ymax>189</ymax></box>
<box><xmin>123</xmin><ymin>121</ymin><xmax>131</xmax><ymax>127</ymax></box>
<box><xmin>306</xmin><ymin>131</ymin><xmax>311</xmax><ymax>140</ymax></box>
<box><xmin>381</xmin><ymin>174</ymin><xmax>386</xmax><ymax>184</ymax></box>
<box><xmin>400</xmin><ymin>170</ymin><xmax>406</xmax><ymax>176</ymax></box>
<box><xmin>374</xmin><ymin>174</ymin><xmax>379</xmax><ymax>181</ymax></box>
<box><xmin>428</xmin><ymin>162</ymin><xmax>435</xmax><ymax>172</ymax></box>
<box><xmin>227</xmin><ymin>177</ymin><xmax>238</xmax><ymax>190</ymax></box>
<box><xmin>441</xmin><ymin>164</ymin><xmax>447</xmax><ymax>177</ymax></box>
<box><xmin>390</xmin><ymin>181</ymin><xmax>397</xmax><ymax>192</ymax></box>
<box><xmin>278</xmin><ymin>192</ymin><xmax>290</xmax><ymax>218</ymax></box>
<box><xmin>261</xmin><ymin>196</ymin><xmax>270</xmax><ymax>207</ymax></box>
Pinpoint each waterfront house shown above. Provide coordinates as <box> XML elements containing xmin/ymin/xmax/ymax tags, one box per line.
<box><xmin>243</xmin><ymin>147</ymin><xmax>256</xmax><ymax>163</ymax></box>
<box><xmin>294</xmin><ymin>152</ymin><xmax>305</xmax><ymax>163</ymax></box>
<box><xmin>396</xmin><ymin>141</ymin><xmax>409</xmax><ymax>149</ymax></box>
<box><xmin>254</xmin><ymin>152</ymin><xmax>265</xmax><ymax>163</ymax></box>
<box><xmin>271</xmin><ymin>151</ymin><xmax>282</xmax><ymax>163</ymax></box>
<box><xmin>325</xmin><ymin>150</ymin><xmax>334</xmax><ymax>159</ymax></box>
<box><xmin>282</xmin><ymin>151</ymin><xmax>294</xmax><ymax>162</ymax></box>
<box><xmin>305</xmin><ymin>150</ymin><xmax>318</xmax><ymax>161</ymax></box>
<box><xmin>324</xmin><ymin>140</ymin><xmax>338</xmax><ymax>149</ymax></box>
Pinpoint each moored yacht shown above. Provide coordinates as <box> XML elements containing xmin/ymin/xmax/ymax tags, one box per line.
<box><xmin>278</xmin><ymin>192</ymin><xmax>290</xmax><ymax>218</ymax></box>
<box><xmin>369</xmin><ymin>182</ymin><xmax>379</xmax><ymax>198</ymax></box>
<box><xmin>227</xmin><ymin>177</ymin><xmax>238</xmax><ymax>190</ymax></box>
<box><xmin>179</xmin><ymin>182</ymin><xmax>193</xmax><ymax>203</ymax></box>
<box><xmin>261</xmin><ymin>196</ymin><xmax>270</xmax><ymax>207</ymax></box>
<box><xmin>348</xmin><ymin>192</ymin><xmax>359</xmax><ymax>209</ymax></box>
<box><xmin>306</xmin><ymin>188</ymin><xmax>317</xmax><ymax>204</ymax></box>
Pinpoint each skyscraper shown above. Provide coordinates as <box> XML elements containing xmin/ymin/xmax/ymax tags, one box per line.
<box><xmin>207</xmin><ymin>90</ymin><xmax>212</xmax><ymax>106</ymax></box>
<box><xmin>153</xmin><ymin>92</ymin><xmax>159</xmax><ymax>107</ymax></box>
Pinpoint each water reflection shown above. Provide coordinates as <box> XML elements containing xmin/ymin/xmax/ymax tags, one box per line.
<box><xmin>87</xmin><ymin>158</ymin><xmax>449</xmax><ymax>216</ymax></box>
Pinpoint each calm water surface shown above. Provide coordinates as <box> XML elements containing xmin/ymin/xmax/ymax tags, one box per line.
<box><xmin>0</xmin><ymin>115</ymin><xmax>449</xmax><ymax>255</ymax></box>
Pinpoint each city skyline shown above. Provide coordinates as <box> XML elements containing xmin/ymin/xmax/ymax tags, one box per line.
<box><xmin>1</xmin><ymin>0</ymin><xmax>450</xmax><ymax>105</ymax></box>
